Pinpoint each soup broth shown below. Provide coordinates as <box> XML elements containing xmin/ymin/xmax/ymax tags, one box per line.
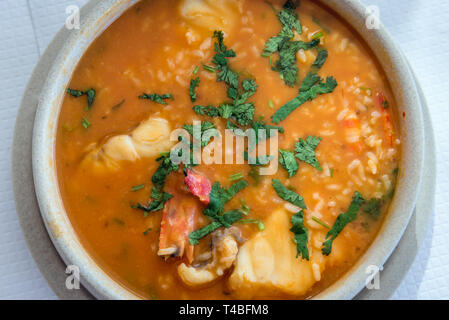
<box><xmin>56</xmin><ymin>0</ymin><xmax>401</xmax><ymax>299</ymax></box>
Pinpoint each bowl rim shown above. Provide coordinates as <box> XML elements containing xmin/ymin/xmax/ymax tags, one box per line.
<box><xmin>32</xmin><ymin>0</ymin><xmax>425</xmax><ymax>300</ymax></box>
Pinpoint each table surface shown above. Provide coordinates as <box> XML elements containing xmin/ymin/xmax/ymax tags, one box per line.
<box><xmin>1</xmin><ymin>0</ymin><xmax>447</xmax><ymax>300</ymax></box>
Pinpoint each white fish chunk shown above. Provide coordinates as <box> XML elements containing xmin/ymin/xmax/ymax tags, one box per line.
<box><xmin>179</xmin><ymin>0</ymin><xmax>241</xmax><ymax>35</ymax></box>
<box><xmin>82</xmin><ymin>117</ymin><xmax>173</xmax><ymax>172</ymax></box>
<box><xmin>228</xmin><ymin>208</ymin><xmax>325</xmax><ymax>298</ymax></box>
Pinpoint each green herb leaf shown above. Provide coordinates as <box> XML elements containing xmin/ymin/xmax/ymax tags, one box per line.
<box><xmin>248</xmin><ymin>166</ymin><xmax>262</xmax><ymax>185</ymax></box>
<box><xmin>244</xmin><ymin>151</ymin><xmax>274</xmax><ymax>166</ymax></box>
<box><xmin>202</xmin><ymin>64</ymin><xmax>216</xmax><ymax>72</ymax></box>
<box><xmin>272</xmin><ymin>179</ymin><xmax>306</xmax><ymax>209</ymax></box>
<box><xmin>240</xmin><ymin>198</ymin><xmax>250</xmax><ymax>215</ymax></box>
<box><xmin>311</xmin><ymin>31</ymin><xmax>324</xmax><ymax>40</ymax></box>
<box><xmin>300</xmin><ymin>48</ymin><xmax>328</xmax><ymax>92</ymax></box>
<box><xmin>279</xmin><ymin>149</ymin><xmax>298</xmax><ymax>177</ymax></box>
<box><xmin>229</xmin><ymin>172</ymin><xmax>244</xmax><ymax>182</ymax></box>
<box><xmin>312</xmin><ymin>216</ymin><xmax>330</xmax><ymax>229</ymax></box>
<box><xmin>273</xmin><ymin>39</ymin><xmax>319</xmax><ymax>87</ymax></box>
<box><xmin>238</xmin><ymin>218</ymin><xmax>265</xmax><ymax>230</ymax></box>
<box><xmin>203</xmin><ymin>180</ymin><xmax>248</xmax><ymax>222</ymax></box>
<box><xmin>272</xmin><ymin>76</ymin><xmax>337</xmax><ymax>123</ymax></box>
<box><xmin>189</xmin><ymin>77</ymin><xmax>200</xmax><ymax>102</ymax></box>
<box><xmin>131</xmin><ymin>184</ymin><xmax>145</xmax><ymax>192</ymax></box>
<box><xmin>362</xmin><ymin>198</ymin><xmax>382</xmax><ymax>220</ymax></box>
<box><xmin>294</xmin><ymin>136</ymin><xmax>322</xmax><ymax>170</ymax></box>
<box><xmin>322</xmin><ymin>191</ymin><xmax>365</xmax><ymax>255</ymax></box>
<box><xmin>134</xmin><ymin>154</ymin><xmax>178</xmax><ymax>215</ymax></box>
<box><xmin>193</xmin><ymin>105</ymin><xmax>220</xmax><ymax>117</ymax></box>
<box><xmin>182</xmin><ymin>121</ymin><xmax>217</xmax><ymax>147</ymax></box>
<box><xmin>81</xmin><ymin>117</ymin><xmax>90</xmax><ymax>129</ymax></box>
<box><xmin>139</xmin><ymin>93</ymin><xmax>173</xmax><ymax>105</ymax></box>
<box><xmin>189</xmin><ymin>210</ymin><xmax>243</xmax><ymax>245</ymax></box>
<box><xmin>251</xmin><ymin>120</ymin><xmax>284</xmax><ymax>146</ymax></box>
<box><xmin>290</xmin><ymin>210</ymin><xmax>309</xmax><ymax>260</ymax></box>
<box><xmin>67</xmin><ymin>88</ymin><xmax>96</xmax><ymax>109</ymax></box>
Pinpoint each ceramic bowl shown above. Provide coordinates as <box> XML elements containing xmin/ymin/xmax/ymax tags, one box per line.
<box><xmin>32</xmin><ymin>0</ymin><xmax>425</xmax><ymax>299</ymax></box>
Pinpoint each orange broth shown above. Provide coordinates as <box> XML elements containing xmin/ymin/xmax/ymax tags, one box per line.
<box><xmin>56</xmin><ymin>0</ymin><xmax>401</xmax><ymax>299</ymax></box>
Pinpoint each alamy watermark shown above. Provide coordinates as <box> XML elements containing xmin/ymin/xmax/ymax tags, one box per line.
<box><xmin>65</xmin><ymin>5</ymin><xmax>80</xmax><ymax>30</ymax></box>
<box><xmin>365</xmin><ymin>5</ymin><xmax>380</xmax><ymax>30</ymax></box>
<box><xmin>65</xmin><ymin>265</ymin><xmax>80</xmax><ymax>290</ymax></box>
<box><xmin>168</xmin><ymin>121</ymin><xmax>280</xmax><ymax>175</ymax></box>
<box><xmin>365</xmin><ymin>264</ymin><xmax>383</xmax><ymax>290</ymax></box>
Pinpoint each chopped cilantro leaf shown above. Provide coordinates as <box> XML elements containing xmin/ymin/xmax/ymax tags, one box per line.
<box><xmin>272</xmin><ymin>76</ymin><xmax>337</xmax><ymax>123</ymax></box>
<box><xmin>189</xmin><ymin>179</ymin><xmax>247</xmax><ymax>244</ymax></box>
<box><xmin>283</xmin><ymin>0</ymin><xmax>300</xmax><ymax>10</ymax></box>
<box><xmin>193</xmin><ymin>105</ymin><xmax>220</xmax><ymax>117</ymax></box>
<box><xmin>290</xmin><ymin>210</ymin><xmax>309</xmax><ymax>260</ymax></box>
<box><xmin>273</xmin><ymin>39</ymin><xmax>319</xmax><ymax>87</ymax></box>
<box><xmin>202</xmin><ymin>64</ymin><xmax>216</xmax><ymax>72</ymax></box>
<box><xmin>189</xmin><ymin>77</ymin><xmax>200</xmax><ymax>102</ymax></box>
<box><xmin>362</xmin><ymin>198</ymin><xmax>382</xmax><ymax>220</ymax></box>
<box><xmin>139</xmin><ymin>93</ymin><xmax>173</xmax><ymax>105</ymax></box>
<box><xmin>131</xmin><ymin>184</ymin><xmax>145</xmax><ymax>192</ymax></box>
<box><xmin>203</xmin><ymin>180</ymin><xmax>248</xmax><ymax>221</ymax></box>
<box><xmin>279</xmin><ymin>149</ymin><xmax>298</xmax><ymax>177</ymax></box>
<box><xmin>322</xmin><ymin>191</ymin><xmax>365</xmax><ymax>255</ymax></box>
<box><xmin>182</xmin><ymin>121</ymin><xmax>216</xmax><ymax>147</ymax></box>
<box><xmin>189</xmin><ymin>210</ymin><xmax>242</xmax><ymax>245</ymax></box>
<box><xmin>238</xmin><ymin>218</ymin><xmax>265</xmax><ymax>230</ymax></box>
<box><xmin>67</xmin><ymin>88</ymin><xmax>96</xmax><ymax>109</ymax></box>
<box><xmin>312</xmin><ymin>216</ymin><xmax>330</xmax><ymax>229</ymax></box>
<box><xmin>311</xmin><ymin>31</ymin><xmax>324</xmax><ymax>40</ymax></box>
<box><xmin>272</xmin><ymin>179</ymin><xmax>306</xmax><ymax>209</ymax></box>
<box><xmin>240</xmin><ymin>198</ymin><xmax>250</xmax><ymax>215</ymax></box>
<box><xmin>294</xmin><ymin>136</ymin><xmax>322</xmax><ymax>170</ymax></box>
<box><xmin>229</xmin><ymin>172</ymin><xmax>244</xmax><ymax>182</ymax></box>
<box><xmin>81</xmin><ymin>117</ymin><xmax>90</xmax><ymax>129</ymax></box>
<box><xmin>248</xmin><ymin>166</ymin><xmax>262</xmax><ymax>185</ymax></box>
<box><xmin>133</xmin><ymin>154</ymin><xmax>178</xmax><ymax>215</ymax></box>
<box><xmin>244</xmin><ymin>151</ymin><xmax>274</xmax><ymax>166</ymax></box>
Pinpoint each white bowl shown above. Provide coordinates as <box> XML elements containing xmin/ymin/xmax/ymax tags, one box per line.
<box><xmin>32</xmin><ymin>0</ymin><xmax>425</xmax><ymax>299</ymax></box>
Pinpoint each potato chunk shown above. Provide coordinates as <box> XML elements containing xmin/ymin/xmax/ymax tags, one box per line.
<box><xmin>228</xmin><ymin>208</ymin><xmax>325</xmax><ymax>298</ymax></box>
<box><xmin>82</xmin><ymin>117</ymin><xmax>173</xmax><ymax>172</ymax></box>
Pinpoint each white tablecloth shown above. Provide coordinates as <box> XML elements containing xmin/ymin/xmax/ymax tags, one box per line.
<box><xmin>0</xmin><ymin>0</ymin><xmax>447</xmax><ymax>299</ymax></box>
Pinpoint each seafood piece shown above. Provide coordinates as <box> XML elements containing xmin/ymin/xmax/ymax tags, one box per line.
<box><xmin>177</xmin><ymin>228</ymin><xmax>240</xmax><ymax>287</ymax></box>
<box><xmin>184</xmin><ymin>168</ymin><xmax>212</xmax><ymax>204</ymax></box>
<box><xmin>158</xmin><ymin>197</ymin><xmax>199</xmax><ymax>264</ymax></box>
<box><xmin>82</xmin><ymin>117</ymin><xmax>173</xmax><ymax>172</ymax></box>
<box><xmin>179</xmin><ymin>0</ymin><xmax>241</xmax><ymax>35</ymax></box>
<box><xmin>228</xmin><ymin>208</ymin><xmax>326</xmax><ymax>298</ymax></box>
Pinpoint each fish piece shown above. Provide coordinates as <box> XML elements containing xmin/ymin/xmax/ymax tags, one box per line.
<box><xmin>179</xmin><ymin>0</ymin><xmax>241</xmax><ymax>35</ymax></box>
<box><xmin>158</xmin><ymin>197</ymin><xmax>199</xmax><ymax>264</ymax></box>
<box><xmin>184</xmin><ymin>168</ymin><xmax>212</xmax><ymax>204</ymax></box>
<box><xmin>228</xmin><ymin>208</ymin><xmax>326</xmax><ymax>298</ymax></box>
<box><xmin>82</xmin><ymin>117</ymin><xmax>173</xmax><ymax>173</ymax></box>
<box><xmin>177</xmin><ymin>228</ymin><xmax>240</xmax><ymax>287</ymax></box>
